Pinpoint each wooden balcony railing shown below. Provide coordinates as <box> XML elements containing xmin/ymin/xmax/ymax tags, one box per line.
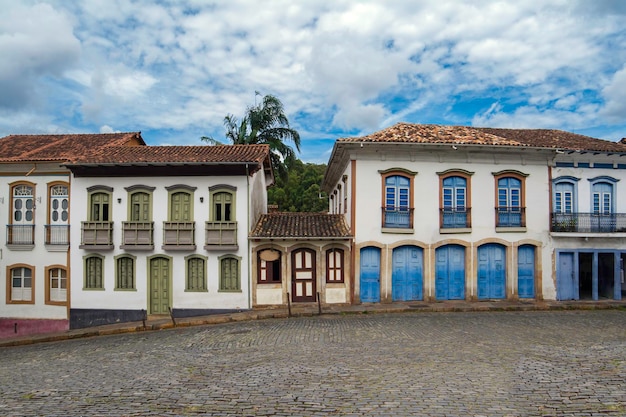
<box><xmin>81</xmin><ymin>221</ymin><xmax>113</xmax><ymax>249</ymax></box>
<box><xmin>122</xmin><ymin>221</ymin><xmax>154</xmax><ymax>249</ymax></box>
<box><xmin>163</xmin><ymin>221</ymin><xmax>195</xmax><ymax>250</ymax></box>
<box><xmin>204</xmin><ymin>221</ymin><xmax>238</xmax><ymax>250</ymax></box>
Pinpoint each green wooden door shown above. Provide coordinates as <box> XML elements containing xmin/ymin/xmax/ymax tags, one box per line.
<box><xmin>131</xmin><ymin>192</ymin><xmax>150</xmax><ymax>221</ymax></box>
<box><xmin>150</xmin><ymin>257</ymin><xmax>170</xmax><ymax>314</ymax></box>
<box><xmin>171</xmin><ymin>192</ymin><xmax>191</xmax><ymax>221</ymax></box>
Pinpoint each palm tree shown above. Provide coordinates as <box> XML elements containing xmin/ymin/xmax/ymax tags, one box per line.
<box><xmin>202</xmin><ymin>93</ymin><xmax>301</xmax><ymax>180</ymax></box>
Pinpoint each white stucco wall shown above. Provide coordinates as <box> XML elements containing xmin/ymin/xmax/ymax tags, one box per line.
<box><xmin>69</xmin><ymin>173</ymin><xmax>260</xmax><ymax>312</ymax></box>
<box><xmin>333</xmin><ymin>146</ymin><xmax>555</xmax><ymax>300</ymax></box>
<box><xmin>0</xmin><ymin>166</ymin><xmax>70</xmax><ymax>320</ymax></box>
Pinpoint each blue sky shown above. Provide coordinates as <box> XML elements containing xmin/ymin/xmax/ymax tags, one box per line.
<box><xmin>1</xmin><ymin>1</ymin><xmax>626</xmax><ymax>163</ymax></box>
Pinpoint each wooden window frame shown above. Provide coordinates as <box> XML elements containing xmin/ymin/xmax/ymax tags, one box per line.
<box><xmin>493</xmin><ymin>170</ymin><xmax>528</xmax><ymax>229</ymax></box>
<box><xmin>6</xmin><ymin>264</ymin><xmax>35</xmax><ymax>304</ymax></box>
<box><xmin>326</xmin><ymin>248</ymin><xmax>345</xmax><ymax>283</ymax></box>
<box><xmin>257</xmin><ymin>250</ymin><xmax>282</xmax><ymax>284</ymax></box>
<box><xmin>185</xmin><ymin>255</ymin><xmax>208</xmax><ymax>292</ymax></box>
<box><xmin>115</xmin><ymin>254</ymin><xmax>136</xmax><ymax>291</ymax></box>
<box><xmin>437</xmin><ymin>169</ymin><xmax>473</xmax><ymax>230</ymax></box>
<box><xmin>83</xmin><ymin>254</ymin><xmax>105</xmax><ymax>290</ymax></box>
<box><xmin>219</xmin><ymin>255</ymin><xmax>241</xmax><ymax>292</ymax></box>
<box><xmin>45</xmin><ymin>265</ymin><xmax>67</xmax><ymax>305</ymax></box>
<box><xmin>379</xmin><ymin>168</ymin><xmax>417</xmax><ymax>230</ymax></box>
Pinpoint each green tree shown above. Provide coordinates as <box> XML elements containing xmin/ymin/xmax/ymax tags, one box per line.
<box><xmin>267</xmin><ymin>160</ymin><xmax>329</xmax><ymax>212</ymax></box>
<box><xmin>202</xmin><ymin>93</ymin><xmax>301</xmax><ymax>180</ymax></box>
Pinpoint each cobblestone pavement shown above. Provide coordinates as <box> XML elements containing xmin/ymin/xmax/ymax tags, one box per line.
<box><xmin>1</xmin><ymin>310</ymin><xmax>625</xmax><ymax>417</ymax></box>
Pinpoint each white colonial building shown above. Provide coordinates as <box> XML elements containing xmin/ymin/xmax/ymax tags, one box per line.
<box><xmin>65</xmin><ymin>144</ymin><xmax>272</xmax><ymax>328</ymax></box>
<box><xmin>322</xmin><ymin>123</ymin><xmax>626</xmax><ymax>303</ymax></box>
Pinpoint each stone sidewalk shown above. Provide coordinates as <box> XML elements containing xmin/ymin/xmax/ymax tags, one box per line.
<box><xmin>2</xmin><ymin>298</ymin><xmax>625</xmax><ymax>348</ymax></box>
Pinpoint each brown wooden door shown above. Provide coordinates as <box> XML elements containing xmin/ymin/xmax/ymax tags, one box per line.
<box><xmin>291</xmin><ymin>249</ymin><xmax>316</xmax><ymax>302</ymax></box>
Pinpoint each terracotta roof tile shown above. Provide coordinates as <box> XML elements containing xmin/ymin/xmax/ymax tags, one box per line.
<box><xmin>66</xmin><ymin>144</ymin><xmax>270</xmax><ymax>165</ymax></box>
<box><xmin>0</xmin><ymin>132</ymin><xmax>144</xmax><ymax>162</ymax></box>
<box><xmin>338</xmin><ymin>123</ymin><xmax>524</xmax><ymax>147</ymax></box>
<box><xmin>250</xmin><ymin>212</ymin><xmax>352</xmax><ymax>239</ymax></box>
<box><xmin>475</xmin><ymin>127</ymin><xmax>626</xmax><ymax>153</ymax></box>
<box><xmin>338</xmin><ymin>123</ymin><xmax>626</xmax><ymax>153</ymax></box>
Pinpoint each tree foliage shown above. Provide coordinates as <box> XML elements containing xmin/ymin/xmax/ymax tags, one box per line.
<box><xmin>202</xmin><ymin>93</ymin><xmax>301</xmax><ymax>180</ymax></box>
<box><xmin>268</xmin><ymin>159</ymin><xmax>329</xmax><ymax>212</ymax></box>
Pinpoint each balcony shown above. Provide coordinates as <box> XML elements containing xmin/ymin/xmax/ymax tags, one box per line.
<box><xmin>440</xmin><ymin>208</ymin><xmax>471</xmax><ymax>231</ymax></box>
<box><xmin>45</xmin><ymin>225</ymin><xmax>70</xmax><ymax>251</ymax></box>
<box><xmin>80</xmin><ymin>221</ymin><xmax>113</xmax><ymax>249</ymax></box>
<box><xmin>551</xmin><ymin>213</ymin><xmax>626</xmax><ymax>233</ymax></box>
<box><xmin>163</xmin><ymin>221</ymin><xmax>196</xmax><ymax>250</ymax></box>
<box><xmin>495</xmin><ymin>207</ymin><xmax>526</xmax><ymax>229</ymax></box>
<box><xmin>204</xmin><ymin>221</ymin><xmax>238</xmax><ymax>250</ymax></box>
<box><xmin>121</xmin><ymin>221</ymin><xmax>154</xmax><ymax>250</ymax></box>
<box><xmin>7</xmin><ymin>225</ymin><xmax>35</xmax><ymax>249</ymax></box>
<box><xmin>382</xmin><ymin>207</ymin><xmax>414</xmax><ymax>232</ymax></box>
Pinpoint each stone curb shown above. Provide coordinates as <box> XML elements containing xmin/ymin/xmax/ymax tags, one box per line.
<box><xmin>1</xmin><ymin>301</ymin><xmax>624</xmax><ymax>348</ymax></box>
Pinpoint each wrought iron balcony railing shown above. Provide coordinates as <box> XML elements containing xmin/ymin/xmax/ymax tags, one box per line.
<box><xmin>495</xmin><ymin>207</ymin><xmax>526</xmax><ymax>228</ymax></box>
<box><xmin>440</xmin><ymin>208</ymin><xmax>471</xmax><ymax>229</ymax></box>
<box><xmin>7</xmin><ymin>224</ymin><xmax>35</xmax><ymax>245</ymax></box>
<box><xmin>45</xmin><ymin>225</ymin><xmax>69</xmax><ymax>245</ymax></box>
<box><xmin>551</xmin><ymin>213</ymin><xmax>626</xmax><ymax>233</ymax></box>
<box><xmin>382</xmin><ymin>207</ymin><xmax>414</xmax><ymax>228</ymax></box>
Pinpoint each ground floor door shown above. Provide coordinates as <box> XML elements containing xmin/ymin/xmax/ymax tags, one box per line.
<box><xmin>360</xmin><ymin>247</ymin><xmax>381</xmax><ymax>303</ymax></box>
<box><xmin>392</xmin><ymin>246</ymin><xmax>423</xmax><ymax>301</ymax></box>
<box><xmin>557</xmin><ymin>252</ymin><xmax>577</xmax><ymax>300</ymax></box>
<box><xmin>291</xmin><ymin>249</ymin><xmax>316</xmax><ymax>302</ymax></box>
<box><xmin>517</xmin><ymin>245</ymin><xmax>535</xmax><ymax>298</ymax></box>
<box><xmin>435</xmin><ymin>245</ymin><xmax>465</xmax><ymax>300</ymax></box>
<box><xmin>149</xmin><ymin>257</ymin><xmax>171</xmax><ymax>314</ymax></box>
<box><xmin>477</xmin><ymin>244</ymin><xmax>506</xmax><ymax>299</ymax></box>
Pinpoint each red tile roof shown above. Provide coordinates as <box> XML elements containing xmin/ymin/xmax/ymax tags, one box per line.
<box><xmin>66</xmin><ymin>144</ymin><xmax>271</xmax><ymax>166</ymax></box>
<box><xmin>0</xmin><ymin>132</ymin><xmax>144</xmax><ymax>162</ymax></box>
<box><xmin>338</xmin><ymin>123</ymin><xmax>626</xmax><ymax>152</ymax></box>
<box><xmin>251</xmin><ymin>212</ymin><xmax>352</xmax><ymax>239</ymax></box>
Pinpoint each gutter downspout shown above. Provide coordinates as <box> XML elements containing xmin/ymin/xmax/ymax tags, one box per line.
<box><xmin>246</xmin><ymin>163</ymin><xmax>252</xmax><ymax>310</ymax></box>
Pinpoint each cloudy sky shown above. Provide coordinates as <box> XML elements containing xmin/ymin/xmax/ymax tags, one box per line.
<box><xmin>1</xmin><ymin>1</ymin><xmax>626</xmax><ymax>163</ymax></box>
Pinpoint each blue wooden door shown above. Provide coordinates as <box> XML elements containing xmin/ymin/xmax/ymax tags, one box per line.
<box><xmin>360</xmin><ymin>247</ymin><xmax>381</xmax><ymax>302</ymax></box>
<box><xmin>518</xmin><ymin>245</ymin><xmax>535</xmax><ymax>298</ymax></box>
<box><xmin>392</xmin><ymin>246</ymin><xmax>423</xmax><ymax>301</ymax></box>
<box><xmin>557</xmin><ymin>252</ymin><xmax>577</xmax><ymax>300</ymax></box>
<box><xmin>435</xmin><ymin>245</ymin><xmax>465</xmax><ymax>300</ymax></box>
<box><xmin>477</xmin><ymin>244</ymin><xmax>506</xmax><ymax>299</ymax></box>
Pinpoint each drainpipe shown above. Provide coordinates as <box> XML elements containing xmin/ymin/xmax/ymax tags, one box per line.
<box><xmin>246</xmin><ymin>163</ymin><xmax>251</xmax><ymax>310</ymax></box>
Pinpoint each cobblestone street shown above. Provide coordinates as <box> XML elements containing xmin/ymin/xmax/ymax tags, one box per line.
<box><xmin>1</xmin><ymin>310</ymin><xmax>625</xmax><ymax>416</ymax></box>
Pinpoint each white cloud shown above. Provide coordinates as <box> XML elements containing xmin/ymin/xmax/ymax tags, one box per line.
<box><xmin>600</xmin><ymin>66</ymin><xmax>626</xmax><ymax>122</ymax></box>
<box><xmin>0</xmin><ymin>2</ymin><xmax>80</xmax><ymax>108</ymax></box>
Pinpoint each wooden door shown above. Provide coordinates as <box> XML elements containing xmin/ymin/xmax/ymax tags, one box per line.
<box><xmin>557</xmin><ymin>252</ymin><xmax>577</xmax><ymax>300</ymax></box>
<box><xmin>171</xmin><ymin>192</ymin><xmax>191</xmax><ymax>221</ymax></box>
<box><xmin>360</xmin><ymin>247</ymin><xmax>381</xmax><ymax>302</ymax></box>
<box><xmin>150</xmin><ymin>257</ymin><xmax>170</xmax><ymax>314</ymax></box>
<box><xmin>518</xmin><ymin>245</ymin><xmax>535</xmax><ymax>298</ymax></box>
<box><xmin>477</xmin><ymin>244</ymin><xmax>506</xmax><ymax>299</ymax></box>
<box><xmin>392</xmin><ymin>246</ymin><xmax>423</xmax><ymax>301</ymax></box>
<box><xmin>291</xmin><ymin>249</ymin><xmax>316</xmax><ymax>302</ymax></box>
<box><xmin>131</xmin><ymin>192</ymin><xmax>150</xmax><ymax>221</ymax></box>
<box><xmin>436</xmin><ymin>245</ymin><xmax>465</xmax><ymax>300</ymax></box>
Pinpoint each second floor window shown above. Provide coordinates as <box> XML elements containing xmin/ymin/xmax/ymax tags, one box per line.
<box><xmin>442</xmin><ymin>176</ymin><xmax>468</xmax><ymax>228</ymax></box>
<box><xmin>213</xmin><ymin>191</ymin><xmax>233</xmax><ymax>221</ymax></box>
<box><xmin>383</xmin><ymin>174</ymin><xmax>412</xmax><ymax>228</ymax></box>
<box><xmin>170</xmin><ymin>191</ymin><xmax>192</xmax><ymax>221</ymax></box>
<box><xmin>592</xmin><ymin>182</ymin><xmax>613</xmax><ymax>215</ymax></box>
<box><xmin>90</xmin><ymin>192</ymin><xmax>110</xmax><ymax>221</ymax></box>
<box><xmin>130</xmin><ymin>191</ymin><xmax>151</xmax><ymax>221</ymax></box>
<box><xmin>554</xmin><ymin>182</ymin><xmax>575</xmax><ymax>214</ymax></box>
<box><xmin>497</xmin><ymin>176</ymin><xmax>523</xmax><ymax>227</ymax></box>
